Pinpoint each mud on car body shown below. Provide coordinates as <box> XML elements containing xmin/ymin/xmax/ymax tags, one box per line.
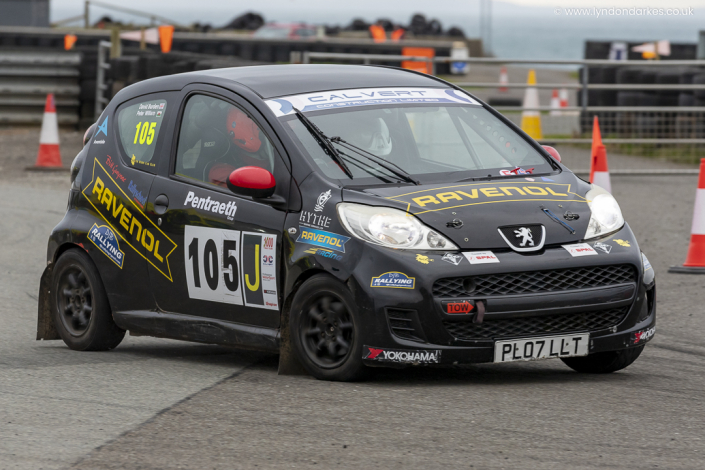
<box><xmin>37</xmin><ymin>65</ymin><xmax>655</xmax><ymax>381</ymax></box>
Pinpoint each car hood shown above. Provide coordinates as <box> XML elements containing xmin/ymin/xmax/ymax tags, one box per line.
<box><xmin>341</xmin><ymin>172</ymin><xmax>594</xmax><ymax>251</ymax></box>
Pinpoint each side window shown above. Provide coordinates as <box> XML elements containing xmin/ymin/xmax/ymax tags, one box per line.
<box><xmin>175</xmin><ymin>94</ymin><xmax>277</xmax><ymax>189</ymax></box>
<box><xmin>117</xmin><ymin>98</ymin><xmax>167</xmax><ymax>170</ymax></box>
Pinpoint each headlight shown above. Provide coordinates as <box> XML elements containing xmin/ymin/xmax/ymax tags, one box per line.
<box><xmin>584</xmin><ymin>185</ymin><xmax>625</xmax><ymax>240</ymax></box>
<box><xmin>337</xmin><ymin>203</ymin><xmax>458</xmax><ymax>250</ymax></box>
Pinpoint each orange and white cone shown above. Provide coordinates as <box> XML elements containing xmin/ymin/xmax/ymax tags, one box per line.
<box><xmin>670</xmin><ymin>158</ymin><xmax>705</xmax><ymax>274</ymax></box>
<box><xmin>559</xmin><ymin>88</ymin><xmax>569</xmax><ymax>109</ymax></box>
<box><xmin>589</xmin><ymin>116</ymin><xmax>611</xmax><ymax>193</ymax></box>
<box><xmin>520</xmin><ymin>69</ymin><xmax>542</xmax><ymax>140</ymax></box>
<box><xmin>28</xmin><ymin>94</ymin><xmax>63</xmax><ymax>171</ymax></box>
<box><xmin>498</xmin><ymin>66</ymin><xmax>508</xmax><ymax>92</ymax></box>
<box><xmin>550</xmin><ymin>89</ymin><xmax>560</xmax><ymax>116</ymax></box>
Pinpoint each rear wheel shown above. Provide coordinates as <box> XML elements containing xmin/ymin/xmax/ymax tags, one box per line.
<box><xmin>561</xmin><ymin>345</ymin><xmax>645</xmax><ymax>373</ymax></box>
<box><xmin>52</xmin><ymin>249</ymin><xmax>125</xmax><ymax>351</ymax></box>
<box><xmin>290</xmin><ymin>274</ymin><xmax>367</xmax><ymax>381</ymax></box>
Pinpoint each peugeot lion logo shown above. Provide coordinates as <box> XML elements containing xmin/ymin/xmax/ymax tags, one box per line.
<box><xmin>514</xmin><ymin>227</ymin><xmax>534</xmax><ymax>247</ymax></box>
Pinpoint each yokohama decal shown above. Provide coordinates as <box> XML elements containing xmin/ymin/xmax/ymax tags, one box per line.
<box><xmin>363</xmin><ymin>346</ymin><xmax>441</xmax><ymax>364</ymax></box>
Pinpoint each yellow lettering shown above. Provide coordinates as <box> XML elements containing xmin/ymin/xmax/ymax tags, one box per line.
<box><xmin>246</xmin><ymin>244</ymin><xmax>260</xmax><ymax>291</ymax></box>
<box><xmin>437</xmin><ymin>192</ymin><xmax>462</xmax><ymax>203</ymax></box>
<box><xmin>100</xmin><ymin>188</ymin><xmax>113</xmax><ymax>208</ymax></box>
<box><xmin>120</xmin><ymin>207</ymin><xmax>131</xmax><ymax>231</ymax></box>
<box><xmin>524</xmin><ymin>186</ymin><xmax>548</xmax><ymax>196</ymax></box>
<box><xmin>153</xmin><ymin>240</ymin><xmax>164</xmax><ymax>262</ymax></box>
<box><xmin>129</xmin><ymin>217</ymin><xmax>142</xmax><ymax>241</ymax></box>
<box><xmin>499</xmin><ymin>186</ymin><xmax>526</xmax><ymax>196</ymax></box>
<box><xmin>111</xmin><ymin>197</ymin><xmax>124</xmax><ymax>219</ymax></box>
<box><xmin>456</xmin><ymin>190</ymin><xmax>479</xmax><ymax>199</ymax></box>
<box><xmin>141</xmin><ymin>229</ymin><xmax>154</xmax><ymax>252</ymax></box>
<box><xmin>92</xmin><ymin>177</ymin><xmax>104</xmax><ymax>199</ymax></box>
<box><xmin>546</xmin><ymin>187</ymin><xmax>567</xmax><ymax>196</ymax></box>
<box><xmin>412</xmin><ymin>195</ymin><xmax>440</xmax><ymax>207</ymax></box>
<box><xmin>480</xmin><ymin>187</ymin><xmax>503</xmax><ymax>197</ymax></box>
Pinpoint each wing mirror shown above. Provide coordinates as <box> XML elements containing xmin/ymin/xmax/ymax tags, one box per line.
<box><xmin>226</xmin><ymin>166</ymin><xmax>276</xmax><ymax>199</ymax></box>
<box><xmin>542</xmin><ymin>145</ymin><xmax>561</xmax><ymax>163</ymax></box>
<box><xmin>83</xmin><ymin>122</ymin><xmax>96</xmax><ymax>147</ymax></box>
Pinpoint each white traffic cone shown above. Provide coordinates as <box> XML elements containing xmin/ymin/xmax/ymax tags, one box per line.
<box><xmin>550</xmin><ymin>89</ymin><xmax>560</xmax><ymax>116</ymax></box>
<box><xmin>499</xmin><ymin>66</ymin><xmax>508</xmax><ymax>93</ymax></box>
<box><xmin>27</xmin><ymin>94</ymin><xmax>63</xmax><ymax>171</ymax></box>
<box><xmin>669</xmin><ymin>158</ymin><xmax>705</xmax><ymax>273</ymax></box>
<box><xmin>520</xmin><ymin>70</ymin><xmax>542</xmax><ymax>139</ymax></box>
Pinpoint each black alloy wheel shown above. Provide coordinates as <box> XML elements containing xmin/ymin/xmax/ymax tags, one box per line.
<box><xmin>56</xmin><ymin>267</ymin><xmax>93</xmax><ymax>336</ymax></box>
<box><xmin>300</xmin><ymin>294</ymin><xmax>354</xmax><ymax>369</ymax></box>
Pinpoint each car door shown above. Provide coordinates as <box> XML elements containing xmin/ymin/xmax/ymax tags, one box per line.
<box><xmin>146</xmin><ymin>89</ymin><xmax>290</xmax><ymax>328</ymax></box>
<box><xmin>78</xmin><ymin>92</ymin><xmax>177</xmax><ymax>313</ymax></box>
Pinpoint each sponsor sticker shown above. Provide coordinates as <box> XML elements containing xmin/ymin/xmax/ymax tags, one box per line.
<box><xmin>441</xmin><ymin>253</ymin><xmax>464</xmax><ymax>265</ymax></box>
<box><xmin>184</xmin><ymin>191</ymin><xmax>237</xmax><ymax>221</ymax></box>
<box><xmin>463</xmin><ymin>251</ymin><xmax>500</xmax><ymax>264</ymax></box>
<box><xmin>632</xmin><ymin>326</ymin><xmax>655</xmax><ymax>345</ymax></box>
<box><xmin>299</xmin><ymin>211</ymin><xmax>331</xmax><ymax>229</ymax></box>
<box><xmin>128</xmin><ymin>180</ymin><xmax>147</xmax><ymax>208</ymax></box>
<box><xmin>304</xmin><ymin>247</ymin><xmax>343</xmax><ymax>261</ymax></box>
<box><xmin>642</xmin><ymin>253</ymin><xmax>652</xmax><ymax>271</ymax></box>
<box><xmin>364</xmin><ymin>346</ymin><xmax>442</xmax><ymax>364</ymax></box>
<box><xmin>442</xmin><ymin>300</ymin><xmax>475</xmax><ymax>314</ymax></box>
<box><xmin>297</xmin><ymin>227</ymin><xmax>350</xmax><ymax>253</ymax></box>
<box><xmin>266</xmin><ymin>87</ymin><xmax>479</xmax><ymax>117</ymax></box>
<box><xmin>314</xmin><ymin>190</ymin><xmax>332</xmax><ymax>212</ymax></box>
<box><xmin>83</xmin><ymin>159</ymin><xmax>177</xmax><ymax>281</ymax></box>
<box><xmin>93</xmin><ymin>139</ymin><xmax>105</xmax><ymax>145</ymax></box>
<box><xmin>499</xmin><ymin>167</ymin><xmax>534</xmax><ymax>176</ymax></box>
<box><xmin>613</xmin><ymin>239</ymin><xmax>631</xmax><ymax>247</ymax></box>
<box><xmin>594</xmin><ymin>241</ymin><xmax>612</xmax><ymax>254</ymax></box>
<box><xmin>370</xmin><ymin>272</ymin><xmax>415</xmax><ymax>289</ymax></box>
<box><xmin>563</xmin><ymin>243</ymin><xmax>598</xmax><ymax>257</ymax></box>
<box><xmin>416</xmin><ymin>254</ymin><xmax>433</xmax><ymax>264</ymax></box>
<box><xmin>87</xmin><ymin>224</ymin><xmax>124</xmax><ymax>268</ymax></box>
<box><xmin>96</xmin><ymin>116</ymin><xmax>109</xmax><ymax>137</ymax></box>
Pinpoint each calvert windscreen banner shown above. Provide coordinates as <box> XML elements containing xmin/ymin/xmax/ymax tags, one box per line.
<box><xmin>266</xmin><ymin>87</ymin><xmax>481</xmax><ymax>117</ymax></box>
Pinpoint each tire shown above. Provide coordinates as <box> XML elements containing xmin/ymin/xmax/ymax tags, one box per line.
<box><xmin>289</xmin><ymin>274</ymin><xmax>367</xmax><ymax>381</ymax></box>
<box><xmin>561</xmin><ymin>345</ymin><xmax>645</xmax><ymax>374</ymax></box>
<box><xmin>51</xmin><ymin>249</ymin><xmax>125</xmax><ymax>351</ymax></box>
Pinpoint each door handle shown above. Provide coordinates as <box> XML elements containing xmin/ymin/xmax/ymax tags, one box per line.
<box><xmin>154</xmin><ymin>194</ymin><xmax>169</xmax><ymax>215</ymax></box>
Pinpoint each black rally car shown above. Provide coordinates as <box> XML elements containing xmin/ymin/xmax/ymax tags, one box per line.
<box><xmin>37</xmin><ymin>65</ymin><xmax>655</xmax><ymax>381</ymax></box>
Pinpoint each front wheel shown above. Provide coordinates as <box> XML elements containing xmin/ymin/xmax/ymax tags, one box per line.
<box><xmin>561</xmin><ymin>345</ymin><xmax>645</xmax><ymax>373</ymax></box>
<box><xmin>52</xmin><ymin>249</ymin><xmax>125</xmax><ymax>351</ymax></box>
<box><xmin>290</xmin><ymin>274</ymin><xmax>367</xmax><ymax>381</ymax></box>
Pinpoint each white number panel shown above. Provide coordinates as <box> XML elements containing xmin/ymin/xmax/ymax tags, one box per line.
<box><xmin>240</xmin><ymin>231</ymin><xmax>279</xmax><ymax>311</ymax></box>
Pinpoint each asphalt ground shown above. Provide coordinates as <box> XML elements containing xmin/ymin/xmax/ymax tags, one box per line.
<box><xmin>1</xmin><ymin>128</ymin><xmax>705</xmax><ymax>469</ymax></box>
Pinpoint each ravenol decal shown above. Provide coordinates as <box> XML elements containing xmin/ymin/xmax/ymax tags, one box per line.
<box><xmin>297</xmin><ymin>227</ymin><xmax>350</xmax><ymax>253</ymax></box>
<box><xmin>83</xmin><ymin>159</ymin><xmax>177</xmax><ymax>281</ymax></box>
<box><xmin>386</xmin><ymin>182</ymin><xmax>586</xmax><ymax>215</ymax></box>
<box><xmin>370</xmin><ymin>272</ymin><xmax>416</xmax><ymax>289</ymax></box>
<box><xmin>266</xmin><ymin>87</ymin><xmax>480</xmax><ymax>117</ymax></box>
<box><xmin>87</xmin><ymin>224</ymin><xmax>124</xmax><ymax>268</ymax></box>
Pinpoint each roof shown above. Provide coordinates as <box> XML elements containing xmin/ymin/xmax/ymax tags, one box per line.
<box><xmin>199</xmin><ymin>64</ymin><xmax>445</xmax><ymax>99</ymax></box>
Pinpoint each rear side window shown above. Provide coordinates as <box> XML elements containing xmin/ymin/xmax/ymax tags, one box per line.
<box><xmin>117</xmin><ymin>98</ymin><xmax>167</xmax><ymax>170</ymax></box>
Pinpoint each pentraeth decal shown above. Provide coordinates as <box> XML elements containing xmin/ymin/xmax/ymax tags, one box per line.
<box><xmin>385</xmin><ymin>182</ymin><xmax>586</xmax><ymax>215</ymax></box>
<box><xmin>266</xmin><ymin>88</ymin><xmax>480</xmax><ymax>117</ymax></box>
<box><xmin>83</xmin><ymin>159</ymin><xmax>177</xmax><ymax>281</ymax></box>
<box><xmin>87</xmin><ymin>224</ymin><xmax>124</xmax><ymax>268</ymax></box>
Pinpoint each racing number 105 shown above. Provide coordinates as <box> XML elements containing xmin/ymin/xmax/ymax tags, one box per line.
<box><xmin>188</xmin><ymin>237</ymin><xmax>238</xmax><ymax>292</ymax></box>
<box><xmin>133</xmin><ymin>122</ymin><xmax>157</xmax><ymax>145</ymax></box>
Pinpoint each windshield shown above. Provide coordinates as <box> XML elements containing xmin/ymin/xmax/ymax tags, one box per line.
<box><xmin>278</xmin><ymin>98</ymin><xmax>553</xmax><ymax>185</ymax></box>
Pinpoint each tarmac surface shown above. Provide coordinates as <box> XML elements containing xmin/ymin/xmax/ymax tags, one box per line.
<box><xmin>1</xmin><ymin>128</ymin><xmax>704</xmax><ymax>469</ymax></box>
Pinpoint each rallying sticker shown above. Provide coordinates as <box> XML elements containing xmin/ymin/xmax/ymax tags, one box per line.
<box><xmin>363</xmin><ymin>346</ymin><xmax>441</xmax><ymax>364</ymax></box>
<box><xmin>385</xmin><ymin>182</ymin><xmax>585</xmax><ymax>215</ymax></box>
<box><xmin>266</xmin><ymin>87</ymin><xmax>480</xmax><ymax>117</ymax></box>
<box><xmin>370</xmin><ymin>272</ymin><xmax>415</xmax><ymax>289</ymax></box>
<box><xmin>83</xmin><ymin>159</ymin><xmax>177</xmax><ymax>281</ymax></box>
<box><xmin>87</xmin><ymin>224</ymin><xmax>124</xmax><ymax>268</ymax></box>
<box><xmin>297</xmin><ymin>227</ymin><xmax>350</xmax><ymax>253</ymax></box>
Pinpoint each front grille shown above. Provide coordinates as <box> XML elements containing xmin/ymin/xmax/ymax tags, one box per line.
<box><xmin>444</xmin><ymin>307</ymin><xmax>628</xmax><ymax>341</ymax></box>
<box><xmin>386</xmin><ymin>308</ymin><xmax>426</xmax><ymax>343</ymax></box>
<box><xmin>433</xmin><ymin>264</ymin><xmax>636</xmax><ymax>298</ymax></box>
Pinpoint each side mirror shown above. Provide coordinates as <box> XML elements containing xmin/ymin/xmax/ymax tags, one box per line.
<box><xmin>226</xmin><ymin>166</ymin><xmax>276</xmax><ymax>199</ymax></box>
<box><xmin>83</xmin><ymin>122</ymin><xmax>96</xmax><ymax>147</ymax></box>
<box><xmin>542</xmin><ymin>145</ymin><xmax>561</xmax><ymax>163</ymax></box>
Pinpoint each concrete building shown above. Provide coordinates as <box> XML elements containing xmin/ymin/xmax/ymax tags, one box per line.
<box><xmin>0</xmin><ymin>0</ymin><xmax>50</xmax><ymax>27</ymax></box>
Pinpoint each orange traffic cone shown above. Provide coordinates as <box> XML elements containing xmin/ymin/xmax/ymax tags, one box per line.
<box><xmin>669</xmin><ymin>158</ymin><xmax>705</xmax><ymax>273</ymax></box>
<box><xmin>64</xmin><ymin>34</ymin><xmax>78</xmax><ymax>51</ymax></box>
<box><xmin>27</xmin><ymin>94</ymin><xmax>64</xmax><ymax>171</ymax></box>
<box><xmin>559</xmin><ymin>88</ymin><xmax>569</xmax><ymax>110</ymax></box>
<box><xmin>159</xmin><ymin>25</ymin><xmax>174</xmax><ymax>53</ymax></box>
<box><xmin>589</xmin><ymin>116</ymin><xmax>611</xmax><ymax>193</ymax></box>
<box><xmin>499</xmin><ymin>66</ymin><xmax>508</xmax><ymax>92</ymax></box>
<box><xmin>550</xmin><ymin>89</ymin><xmax>560</xmax><ymax>116</ymax></box>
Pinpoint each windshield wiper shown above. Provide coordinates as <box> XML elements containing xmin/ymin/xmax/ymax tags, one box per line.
<box><xmin>330</xmin><ymin>137</ymin><xmax>420</xmax><ymax>185</ymax></box>
<box><xmin>292</xmin><ymin>107</ymin><xmax>354</xmax><ymax>179</ymax></box>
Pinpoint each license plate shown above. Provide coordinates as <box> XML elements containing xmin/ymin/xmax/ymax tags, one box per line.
<box><xmin>494</xmin><ymin>334</ymin><xmax>589</xmax><ymax>363</ymax></box>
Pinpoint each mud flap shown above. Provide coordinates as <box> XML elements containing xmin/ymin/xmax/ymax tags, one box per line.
<box><xmin>277</xmin><ymin>308</ymin><xmax>308</xmax><ymax>376</ymax></box>
<box><xmin>36</xmin><ymin>265</ymin><xmax>60</xmax><ymax>340</ymax></box>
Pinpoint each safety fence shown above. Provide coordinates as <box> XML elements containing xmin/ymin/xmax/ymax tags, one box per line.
<box><xmin>299</xmin><ymin>52</ymin><xmax>705</xmax><ymax>167</ymax></box>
